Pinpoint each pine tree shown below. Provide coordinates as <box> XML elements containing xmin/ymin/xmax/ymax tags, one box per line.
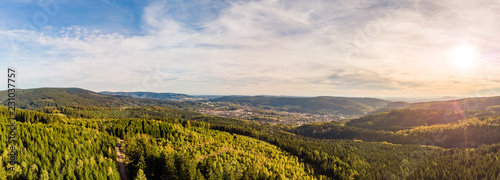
<box><xmin>162</xmin><ymin>152</ymin><xmax>176</xmax><ymax>179</ymax></box>
<box><xmin>40</xmin><ymin>169</ymin><xmax>50</xmax><ymax>180</ymax></box>
<box><xmin>135</xmin><ymin>169</ymin><xmax>147</xmax><ymax>180</ymax></box>
<box><xmin>196</xmin><ymin>169</ymin><xmax>206</xmax><ymax>180</ymax></box>
<box><xmin>0</xmin><ymin>160</ymin><xmax>7</xmax><ymax>180</ymax></box>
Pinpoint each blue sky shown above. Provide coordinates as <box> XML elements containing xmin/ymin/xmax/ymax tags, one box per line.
<box><xmin>0</xmin><ymin>0</ymin><xmax>147</xmax><ymax>34</ymax></box>
<box><xmin>1</xmin><ymin>0</ymin><xmax>500</xmax><ymax>97</ymax></box>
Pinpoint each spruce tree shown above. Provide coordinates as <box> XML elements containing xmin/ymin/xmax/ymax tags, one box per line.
<box><xmin>135</xmin><ymin>169</ymin><xmax>147</xmax><ymax>180</ymax></box>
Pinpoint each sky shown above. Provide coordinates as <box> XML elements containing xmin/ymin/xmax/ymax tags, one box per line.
<box><xmin>0</xmin><ymin>0</ymin><xmax>500</xmax><ymax>98</ymax></box>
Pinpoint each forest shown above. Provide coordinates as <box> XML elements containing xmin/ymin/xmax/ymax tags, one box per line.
<box><xmin>0</xmin><ymin>107</ymin><xmax>120</xmax><ymax>179</ymax></box>
<box><xmin>1</xmin><ymin>88</ymin><xmax>500</xmax><ymax>179</ymax></box>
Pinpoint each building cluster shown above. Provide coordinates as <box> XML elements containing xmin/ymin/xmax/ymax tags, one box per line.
<box><xmin>198</xmin><ymin>104</ymin><xmax>346</xmax><ymax>125</ymax></box>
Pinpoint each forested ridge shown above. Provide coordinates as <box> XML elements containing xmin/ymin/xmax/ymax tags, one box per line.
<box><xmin>294</xmin><ymin>109</ymin><xmax>500</xmax><ymax>148</ymax></box>
<box><xmin>66</xmin><ymin>118</ymin><xmax>317</xmax><ymax>179</ymax></box>
<box><xmin>0</xmin><ymin>107</ymin><xmax>120</xmax><ymax>179</ymax></box>
<box><xmin>209</xmin><ymin>96</ymin><xmax>390</xmax><ymax>115</ymax></box>
<box><xmin>346</xmin><ymin>109</ymin><xmax>468</xmax><ymax>131</ymax></box>
<box><xmin>0</xmin><ymin>106</ymin><xmax>320</xmax><ymax>179</ymax></box>
<box><xmin>99</xmin><ymin>91</ymin><xmax>196</xmax><ymax>101</ymax></box>
<box><xmin>0</xmin><ymin>88</ymin><xmax>200</xmax><ymax>111</ymax></box>
<box><xmin>370</xmin><ymin>96</ymin><xmax>500</xmax><ymax>114</ymax></box>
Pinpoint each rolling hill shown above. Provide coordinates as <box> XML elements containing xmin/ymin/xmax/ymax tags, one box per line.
<box><xmin>367</xmin><ymin>101</ymin><xmax>410</xmax><ymax>115</ymax></box>
<box><xmin>99</xmin><ymin>91</ymin><xmax>202</xmax><ymax>101</ymax></box>
<box><xmin>210</xmin><ymin>96</ymin><xmax>391</xmax><ymax>115</ymax></box>
<box><xmin>0</xmin><ymin>88</ymin><xmax>397</xmax><ymax>116</ymax></box>
<box><xmin>408</xmin><ymin>96</ymin><xmax>500</xmax><ymax>111</ymax></box>
<box><xmin>346</xmin><ymin>109</ymin><xmax>467</xmax><ymax>131</ymax></box>
<box><xmin>0</xmin><ymin>88</ymin><xmax>200</xmax><ymax>110</ymax></box>
<box><xmin>363</xmin><ymin>96</ymin><xmax>500</xmax><ymax>115</ymax></box>
<box><xmin>375</xmin><ymin>96</ymin><xmax>500</xmax><ymax>112</ymax></box>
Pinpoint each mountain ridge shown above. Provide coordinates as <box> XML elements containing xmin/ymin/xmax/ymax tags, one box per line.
<box><xmin>210</xmin><ymin>95</ymin><xmax>391</xmax><ymax>115</ymax></box>
<box><xmin>0</xmin><ymin>87</ymin><xmax>200</xmax><ymax>110</ymax></box>
<box><xmin>99</xmin><ymin>91</ymin><xmax>202</xmax><ymax>101</ymax></box>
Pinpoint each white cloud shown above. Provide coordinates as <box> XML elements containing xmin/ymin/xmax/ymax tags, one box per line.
<box><xmin>1</xmin><ymin>0</ymin><xmax>499</xmax><ymax>97</ymax></box>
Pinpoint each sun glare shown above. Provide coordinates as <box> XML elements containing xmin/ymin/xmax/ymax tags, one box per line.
<box><xmin>449</xmin><ymin>45</ymin><xmax>477</xmax><ymax>69</ymax></box>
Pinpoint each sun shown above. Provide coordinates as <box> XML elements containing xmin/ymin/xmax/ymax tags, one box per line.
<box><xmin>449</xmin><ymin>45</ymin><xmax>478</xmax><ymax>69</ymax></box>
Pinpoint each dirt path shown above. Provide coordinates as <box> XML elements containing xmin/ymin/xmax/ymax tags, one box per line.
<box><xmin>116</xmin><ymin>140</ymin><xmax>130</xmax><ymax>180</ymax></box>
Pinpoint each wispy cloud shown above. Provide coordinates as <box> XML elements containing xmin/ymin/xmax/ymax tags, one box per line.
<box><xmin>0</xmin><ymin>0</ymin><xmax>499</xmax><ymax>97</ymax></box>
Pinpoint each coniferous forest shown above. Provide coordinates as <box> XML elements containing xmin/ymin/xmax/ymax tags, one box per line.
<box><xmin>1</xmin><ymin>88</ymin><xmax>500</xmax><ymax>180</ymax></box>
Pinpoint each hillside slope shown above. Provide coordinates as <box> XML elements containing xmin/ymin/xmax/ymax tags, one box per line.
<box><xmin>372</xmin><ymin>96</ymin><xmax>500</xmax><ymax>114</ymax></box>
<box><xmin>409</xmin><ymin>96</ymin><xmax>500</xmax><ymax>111</ymax></box>
<box><xmin>346</xmin><ymin>109</ymin><xmax>466</xmax><ymax>131</ymax></box>
<box><xmin>0</xmin><ymin>107</ymin><xmax>120</xmax><ymax>179</ymax></box>
<box><xmin>99</xmin><ymin>91</ymin><xmax>201</xmax><ymax>101</ymax></box>
<box><xmin>73</xmin><ymin>118</ymin><xmax>317</xmax><ymax>179</ymax></box>
<box><xmin>0</xmin><ymin>88</ymin><xmax>200</xmax><ymax>110</ymax></box>
<box><xmin>367</xmin><ymin>101</ymin><xmax>410</xmax><ymax>115</ymax></box>
<box><xmin>211</xmin><ymin>96</ymin><xmax>390</xmax><ymax>115</ymax></box>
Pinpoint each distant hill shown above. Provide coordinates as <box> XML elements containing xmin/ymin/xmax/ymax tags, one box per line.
<box><xmin>408</xmin><ymin>96</ymin><xmax>500</xmax><ymax>111</ymax></box>
<box><xmin>99</xmin><ymin>91</ymin><xmax>203</xmax><ymax>101</ymax></box>
<box><xmin>345</xmin><ymin>109</ymin><xmax>466</xmax><ymax>131</ymax></box>
<box><xmin>210</xmin><ymin>96</ymin><xmax>390</xmax><ymax>115</ymax></box>
<box><xmin>0</xmin><ymin>88</ymin><xmax>200</xmax><ymax>110</ymax></box>
<box><xmin>367</xmin><ymin>101</ymin><xmax>410</xmax><ymax>115</ymax></box>
<box><xmin>367</xmin><ymin>96</ymin><xmax>500</xmax><ymax>115</ymax></box>
<box><xmin>294</xmin><ymin>111</ymin><xmax>500</xmax><ymax>148</ymax></box>
<box><xmin>384</xmin><ymin>96</ymin><xmax>463</xmax><ymax>103</ymax></box>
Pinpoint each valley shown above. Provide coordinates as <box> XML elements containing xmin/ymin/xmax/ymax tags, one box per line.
<box><xmin>198</xmin><ymin>102</ymin><xmax>349</xmax><ymax>125</ymax></box>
